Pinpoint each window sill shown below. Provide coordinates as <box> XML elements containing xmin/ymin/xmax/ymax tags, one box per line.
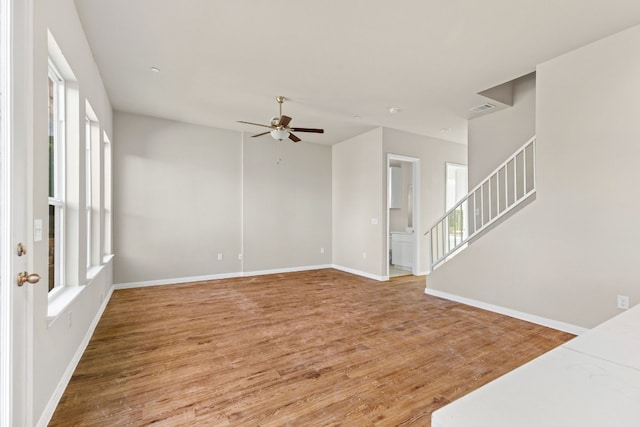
<box><xmin>47</xmin><ymin>258</ymin><xmax>113</xmax><ymax>325</ymax></box>
<box><xmin>47</xmin><ymin>285</ymin><xmax>84</xmax><ymax>324</ymax></box>
<box><xmin>87</xmin><ymin>265</ymin><xmax>102</xmax><ymax>280</ymax></box>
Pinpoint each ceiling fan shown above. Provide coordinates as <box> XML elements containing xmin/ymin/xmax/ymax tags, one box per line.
<box><xmin>238</xmin><ymin>96</ymin><xmax>324</xmax><ymax>142</ymax></box>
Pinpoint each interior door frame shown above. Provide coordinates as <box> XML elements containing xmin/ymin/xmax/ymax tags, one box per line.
<box><xmin>0</xmin><ymin>0</ymin><xmax>12</xmax><ymax>421</ymax></box>
<box><xmin>386</xmin><ymin>154</ymin><xmax>420</xmax><ymax>278</ymax></box>
<box><xmin>1</xmin><ymin>0</ymin><xmax>34</xmax><ymax>424</ymax></box>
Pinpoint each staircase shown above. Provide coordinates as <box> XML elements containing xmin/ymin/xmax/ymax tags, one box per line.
<box><xmin>428</xmin><ymin>137</ymin><xmax>536</xmax><ymax>270</ymax></box>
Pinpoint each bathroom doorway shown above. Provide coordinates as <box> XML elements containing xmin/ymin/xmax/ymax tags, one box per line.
<box><xmin>386</xmin><ymin>154</ymin><xmax>420</xmax><ymax>278</ymax></box>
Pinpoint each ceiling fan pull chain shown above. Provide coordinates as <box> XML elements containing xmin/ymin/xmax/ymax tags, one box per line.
<box><xmin>276</xmin><ymin>140</ymin><xmax>283</xmax><ymax>165</ymax></box>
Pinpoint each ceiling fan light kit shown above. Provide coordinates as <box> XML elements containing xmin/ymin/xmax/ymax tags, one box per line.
<box><xmin>237</xmin><ymin>96</ymin><xmax>324</xmax><ymax>143</ymax></box>
<box><xmin>270</xmin><ymin>129</ymin><xmax>290</xmax><ymax>140</ymax></box>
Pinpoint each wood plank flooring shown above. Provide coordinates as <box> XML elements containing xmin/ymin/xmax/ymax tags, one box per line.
<box><xmin>49</xmin><ymin>269</ymin><xmax>574</xmax><ymax>426</ymax></box>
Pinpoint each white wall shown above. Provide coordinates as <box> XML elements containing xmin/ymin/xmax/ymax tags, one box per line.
<box><xmin>113</xmin><ymin>112</ymin><xmax>332</xmax><ymax>283</ymax></box>
<box><xmin>468</xmin><ymin>73</ymin><xmax>536</xmax><ymax>188</ymax></box>
<box><xmin>243</xmin><ymin>138</ymin><xmax>332</xmax><ymax>272</ymax></box>
<box><xmin>32</xmin><ymin>0</ymin><xmax>114</xmax><ymax>423</ymax></box>
<box><xmin>383</xmin><ymin>128</ymin><xmax>467</xmax><ymax>273</ymax></box>
<box><xmin>331</xmin><ymin>127</ymin><xmax>466</xmax><ymax>278</ymax></box>
<box><xmin>428</xmin><ymin>24</ymin><xmax>640</xmax><ymax>329</ymax></box>
<box><xmin>113</xmin><ymin>112</ymin><xmax>243</xmax><ymax>283</ymax></box>
<box><xmin>332</xmin><ymin>128</ymin><xmax>385</xmax><ymax>278</ymax></box>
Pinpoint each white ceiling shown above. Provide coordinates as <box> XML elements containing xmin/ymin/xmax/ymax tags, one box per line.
<box><xmin>73</xmin><ymin>0</ymin><xmax>640</xmax><ymax>145</ymax></box>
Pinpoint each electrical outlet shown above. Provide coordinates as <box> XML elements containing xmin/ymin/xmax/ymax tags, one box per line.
<box><xmin>217</xmin><ymin>253</ymin><xmax>223</xmax><ymax>261</ymax></box>
<box><xmin>238</xmin><ymin>253</ymin><xmax>243</xmax><ymax>260</ymax></box>
<box><xmin>362</xmin><ymin>252</ymin><xmax>367</xmax><ymax>259</ymax></box>
<box><xmin>320</xmin><ymin>247</ymin><xmax>325</xmax><ymax>254</ymax></box>
<box><xmin>617</xmin><ymin>295</ymin><xmax>629</xmax><ymax>310</ymax></box>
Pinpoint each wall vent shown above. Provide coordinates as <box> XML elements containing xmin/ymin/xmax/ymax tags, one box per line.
<box><xmin>470</xmin><ymin>103</ymin><xmax>496</xmax><ymax>113</ymax></box>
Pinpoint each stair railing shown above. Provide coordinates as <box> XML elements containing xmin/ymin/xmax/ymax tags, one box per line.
<box><xmin>428</xmin><ymin>136</ymin><xmax>536</xmax><ymax>270</ymax></box>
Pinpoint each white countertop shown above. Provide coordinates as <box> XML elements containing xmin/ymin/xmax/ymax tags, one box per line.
<box><xmin>432</xmin><ymin>305</ymin><xmax>640</xmax><ymax>427</ymax></box>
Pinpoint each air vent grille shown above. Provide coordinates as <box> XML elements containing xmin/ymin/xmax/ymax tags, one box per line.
<box><xmin>470</xmin><ymin>103</ymin><xmax>496</xmax><ymax>113</ymax></box>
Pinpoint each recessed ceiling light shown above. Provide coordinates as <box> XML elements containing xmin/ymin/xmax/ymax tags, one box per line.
<box><xmin>388</xmin><ymin>107</ymin><xmax>400</xmax><ymax>114</ymax></box>
<box><xmin>151</xmin><ymin>67</ymin><xmax>160</xmax><ymax>73</ymax></box>
<box><xmin>440</xmin><ymin>127</ymin><xmax>451</xmax><ymax>132</ymax></box>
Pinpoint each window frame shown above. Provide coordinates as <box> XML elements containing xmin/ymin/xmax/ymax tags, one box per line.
<box><xmin>48</xmin><ymin>60</ymin><xmax>65</xmax><ymax>293</ymax></box>
<box><xmin>103</xmin><ymin>132</ymin><xmax>112</xmax><ymax>257</ymax></box>
<box><xmin>85</xmin><ymin>116</ymin><xmax>91</xmax><ymax>269</ymax></box>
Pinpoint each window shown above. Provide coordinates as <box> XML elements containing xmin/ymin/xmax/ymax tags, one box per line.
<box><xmin>445</xmin><ymin>162</ymin><xmax>468</xmax><ymax>246</ymax></box>
<box><xmin>48</xmin><ymin>61</ymin><xmax>65</xmax><ymax>292</ymax></box>
<box><xmin>85</xmin><ymin>117</ymin><xmax>91</xmax><ymax>268</ymax></box>
<box><xmin>103</xmin><ymin>132</ymin><xmax>112</xmax><ymax>256</ymax></box>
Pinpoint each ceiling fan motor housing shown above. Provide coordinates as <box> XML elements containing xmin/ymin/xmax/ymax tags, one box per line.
<box><xmin>237</xmin><ymin>95</ymin><xmax>324</xmax><ymax>143</ymax></box>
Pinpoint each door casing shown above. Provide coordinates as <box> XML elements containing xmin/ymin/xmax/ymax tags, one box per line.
<box><xmin>1</xmin><ymin>0</ymin><xmax>35</xmax><ymax>425</ymax></box>
<box><xmin>386</xmin><ymin>154</ymin><xmax>420</xmax><ymax>277</ymax></box>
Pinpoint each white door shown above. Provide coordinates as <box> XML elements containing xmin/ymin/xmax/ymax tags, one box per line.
<box><xmin>1</xmin><ymin>0</ymin><xmax>36</xmax><ymax>425</ymax></box>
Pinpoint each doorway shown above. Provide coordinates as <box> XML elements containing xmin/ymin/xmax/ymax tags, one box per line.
<box><xmin>386</xmin><ymin>154</ymin><xmax>420</xmax><ymax>278</ymax></box>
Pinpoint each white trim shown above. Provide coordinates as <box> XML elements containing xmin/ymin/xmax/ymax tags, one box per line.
<box><xmin>114</xmin><ymin>264</ymin><xmax>409</xmax><ymax>290</ymax></box>
<box><xmin>114</xmin><ymin>265</ymin><xmax>335</xmax><ymax>290</ymax></box>
<box><xmin>331</xmin><ymin>264</ymin><xmax>387</xmax><ymax>282</ymax></box>
<box><xmin>429</xmin><ymin>138</ymin><xmax>536</xmax><ymax>269</ymax></box>
<box><xmin>242</xmin><ymin>264</ymin><xmax>332</xmax><ymax>278</ymax></box>
<box><xmin>114</xmin><ymin>272</ymin><xmax>243</xmax><ymax>290</ymax></box>
<box><xmin>46</xmin><ymin>287</ymin><xmax>83</xmax><ymax>323</ymax></box>
<box><xmin>386</xmin><ymin>154</ymin><xmax>421</xmax><ymax>277</ymax></box>
<box><xmin>36</xmin><ymin>285</ymin><xmax>115</xmax><ymax>427</ymax></box>
<box><xmin>0</xmin><ymin>0</ymin><xmax>11</xmax><ymax>423</ymax></box>
<box><xmin>239</xmin><ymin>132</ymin><xmax>244</xmax><ymax>270</ymax></box>
<box><xmin>387</xmin><ymin>153</ymin><xmax>420</xmax><ymax>163</ymax></box>
<box><xmin>424</xmin><ymin>288</ymin><xmax>587</xmax><ymax>336</ymax></box>
<box><xmin>46</xmin><ymin>262</ymin><xmax>111</xmax><ymax>322</ymax></box>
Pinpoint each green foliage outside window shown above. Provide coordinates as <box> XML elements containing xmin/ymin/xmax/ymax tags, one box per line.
<box><xmin>448</xmin><ymin>208</ymin><xmax>463</xmax><ymax>235</ymax></box>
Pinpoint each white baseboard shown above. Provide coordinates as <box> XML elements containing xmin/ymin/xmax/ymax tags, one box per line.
<box><xmin>331</xmin><ymin>265</ymin><xmax>387</xmax><ymax>281</ymax></box>
<box><xmin>114</xmin><ymin>272</ymin><xmax>243</xmax><ymax>289</ymax></box>
<box><xmin>242</xmin><ymin>264</ymin><xmax>333</xmax><ymax>277</ymax></box>
<box><xmin>114</xmin><ymin>265</ymin><xmax>335</xmax><ymax>290</ymax></box>
<box><xmin>36</xmin><ymin>285</ymin><xmax>115</xmax><ymax>427</ymax></box>
<box><xmin>425</xmin><ymin>288</ymin><xmax>587</xmax><ymax>336</ymax></box>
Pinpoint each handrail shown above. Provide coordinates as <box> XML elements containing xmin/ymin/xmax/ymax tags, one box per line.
<box><xmin>428</xmin><ymin>136</ymin><xmax>536</xmax><ymax>270</ymax></box>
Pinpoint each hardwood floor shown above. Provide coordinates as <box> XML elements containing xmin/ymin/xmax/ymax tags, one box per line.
<box><xmin>49</xmin><ymin>269</ymin><xmax>573</xmax><ymax>426</ymax></box>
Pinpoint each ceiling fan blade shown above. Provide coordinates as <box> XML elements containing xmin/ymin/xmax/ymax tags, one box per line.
<box><xmin>278</xmin><ymin>115</ymin><xmax>292</xmax><ymax>128</ymax></box>
<box><xmin>251</xmin><ymin>131</ymin><xmax>271</xmax><ymax>138</ymax></box>
<box><xmin>288</xmin><ymin>133</ymin><xmax>301</xmax><ymax>143</ymax></box>
<box><xmin>290</xmin><ymin>127</ymin><xmax>324</xmax><ymax>134</ymax></box>
<box><xmin>237</xmin><ymin>120</ymin><xmax>273</xmax><ymax>129</ymax></box>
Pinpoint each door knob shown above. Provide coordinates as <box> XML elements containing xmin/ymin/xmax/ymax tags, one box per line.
<box><xmin>17</xmin><ymin>272</ymin><xmax>41</xmax><ymax>287</ymax></box>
